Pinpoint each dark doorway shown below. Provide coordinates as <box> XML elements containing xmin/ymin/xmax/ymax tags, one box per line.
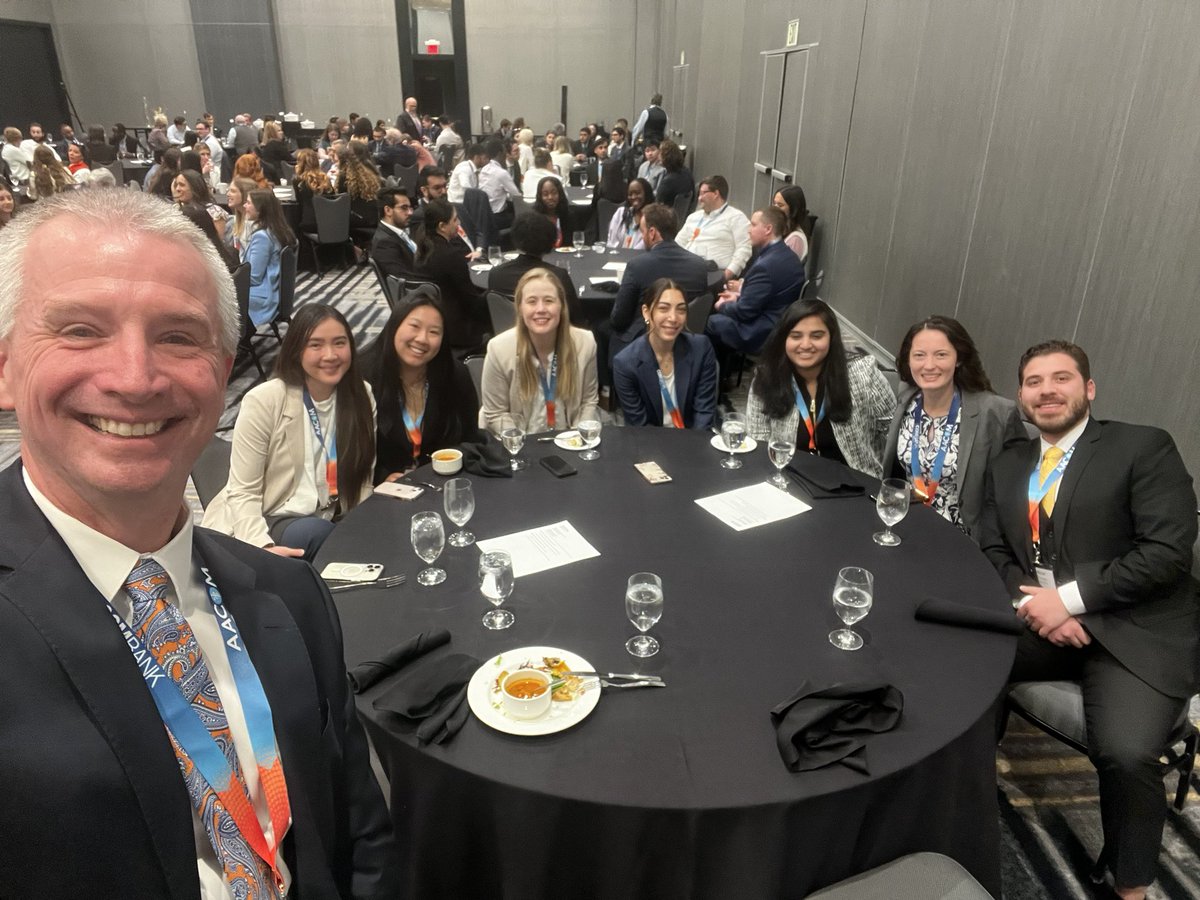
<box><xmin>413</xmin><ymin>57</ymin><xmax>457</xmax><ymax>121</ymax></box>
<box><xmin>0</xmin><ymin>20</ymin><xmax>72</xmax><ymax>132</ymax></box>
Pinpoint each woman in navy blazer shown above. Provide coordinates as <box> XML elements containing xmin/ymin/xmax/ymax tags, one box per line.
<box><xmin>613</xmin><ymin>278</ymin><xmax>719</xmax><ymax>429</ymax></box>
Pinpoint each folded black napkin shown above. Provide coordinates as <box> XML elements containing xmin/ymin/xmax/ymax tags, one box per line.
<box><xmin>461</xmin><ymin>438</ymin><xmax>513</xmax><ymax>478</ymax></box>
<box><xmin>349</xmin><ymin>628</ymin><xmax>451</xmax><ymax>693</ymax></box>
<box><xmin>373</xmin><ymin>652</ymin><xmax>480</xmax><ymax>745</ymax></box>
<box><xmin>785</xmin><ymin>456</ymin><xmax>867</xmax><ymax>498</ymax></box>
<box><xmin>915</xmin><ymin>598</ymin><xmax>1024</xmax><ymax>635</ymax></box>
<box><xmin>770</xmin><ymin>681</ymin><xmax>904</xmax><ymax>774</ymax></box>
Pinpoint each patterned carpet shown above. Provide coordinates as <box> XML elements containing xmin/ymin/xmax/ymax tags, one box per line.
<box><xmin>2</xmin><ymin>262</ymin><xmax>1198</xmax><ymax>898</ymax></box>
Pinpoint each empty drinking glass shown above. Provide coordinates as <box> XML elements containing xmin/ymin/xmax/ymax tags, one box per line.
<box><xmin>487</xmin><ymin>245</ymin><xmax>503</xmax><ymax>267</ymax></box>
<box><xmin>720</xmin><ymin>412</ymin><xmax>746</xmax><ymax>469</ymax></box>
<box><xmin>410</xmin><ymin>511</ymin><xmax>446</xmax><ymax>585</ymax></box>
<box><xmin>444</xmin><ymin>477</ymin><xmax>475</xmax><ymax>547</ymax></box>
<box><xmin>625</xmin><ymin>572</ymin><xmax>663</xmax><ymax>657</ymax></box>
<box><xmin>497</xmin><ymin>413</ymin><xmax>527</xmax><ymax>471</ymax></box>
<box><xmin>577</xmin><ymin>403</ymin><xmax>602</xmax><ymax>461</ymax></box>
<box><xmin>768</xmin><ymin>420</ymin><xmax>796</xmax><ymax>489</ymax></box>
<box><xmin>479</xmin><ymin>550</ymin><xmax>515</xmax><ymax>629</ymax></box>
<box><xmin>572</xmin><ymin>230</ymin><xmax>586</xmax><ymax>257</ymax></box>
<box><xmin>830</xmin><ymin>566</ymin><xmax>873</xmax><ymax>651</ymax></box>
<box><xmin>873</xmin><ymin>478</ymin><xmax>910</xmax><ymax>546</ymax></box>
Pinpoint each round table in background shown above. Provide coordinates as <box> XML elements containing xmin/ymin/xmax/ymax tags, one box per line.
<box><xmin>317</xmin><ymin>428</ymin><xmax>1014</xmax><ymax>899</ymax></box>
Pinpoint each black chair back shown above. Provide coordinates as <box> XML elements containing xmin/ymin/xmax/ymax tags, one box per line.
<box><xmin>597</xmin><ymin>199</ymin><xmax>620</xmax><ymax>241</ymax></box>
<box><xmin>312</xmin><ymin>193</ymin><xmax>351</xmax><ymax>243</ymax></box>
<box><xmin>232</xmin><ymin>262</ymin><xmax>263</xmax><ymax>375</ymax></box>
<box><xmin>686</xmin><ymin>289</ymin><xmax>717</xmax><ymax>334</ymax></box>
<box><xmin>279</xmin><ymin>160</ymin><xmax>295</xmax><ymax>182</ymax></box>
<box><xmin>438</xmin><ymin>144</ymin><xmax>457</xmax><ymax>172</ymax></box>
<box><xmin>671</xmin><ymin>192</ymin><xmax>694</xmax><ymax>223</ymax></box>
<box><xmin>277</xmin><ymin>244</ymin><xmax>297</xmax><ymax>323</ymax></box>
<box><xmin>385</xmin><ymin>275</ymin><xmax>404</xmax><ymax>309</ymax></box>
<box><xmin>394</xmin><ymin>164</ymin><xmax>419</xmax><ymax>194</ymax></box>
<box><xmin>191</xmin><ymin>436</ymin><xmax>233</xmax><ymax>509</ymax></box>
<box><xmin>486</xmin><ymin>291</ymin><xmax>516</xmax><ymax>334</ymax></box>
<box><xmin>464</xmin><ymin>354</ymin><xmax>485</xmax><ymax>400</ymax></box>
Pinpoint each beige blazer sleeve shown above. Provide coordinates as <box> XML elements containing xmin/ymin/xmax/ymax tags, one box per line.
<box><xmin>478</xmin><ymin>328</ymin><xmax>599</xmax><ymax>432</ymax></box>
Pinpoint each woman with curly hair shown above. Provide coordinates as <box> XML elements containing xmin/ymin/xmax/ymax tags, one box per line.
<box><xmin>28</xmin><ymin>145</ymin><xmax>75</xmax><ymax>199</ymax></box>
<box><xmin>292</xmin><ymin>148</ymin><xmax>333</xmax><ymax>231</ymax></box>
<box><xmin>653</xmin><ymin>139</ymin><xmax>694</xmax><ymax>214</ymax></box>
<box><xmin>335</xmin><ymin>143</ymin><xmax>382</xmax><ymax>231</ymax></box>
<box><xmin>233</xmin><ymin>152</ymin><xmax>270</xmax><ymax>188</ymax></box>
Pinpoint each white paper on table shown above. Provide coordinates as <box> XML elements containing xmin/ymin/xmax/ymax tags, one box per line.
<box><xmin>588</xmin><ymin>276</ymin><xmax>619</xmax><ymax>285</ymax></box>
<box><xmin>601</xmin><ymin>262</ymin><xmax>627</xmax><ymax>276</ymax></box>
<box><xmin>694</xmin><ymin>482</ymin><xmax>812</xmax><ymax>531</ymax></box>
<box><xmin>476</xmin><ymin>520</ymin><xmax>600</xmax><ymax>577</ymax></box>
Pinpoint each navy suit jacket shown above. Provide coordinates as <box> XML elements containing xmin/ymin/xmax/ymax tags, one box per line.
<box><xmin>609</xmin><ymin>240</ymin><xmax>711</xmax><ymax>345</ymax></box>
<box><xmin>978</xmin><ymin>419</ymin><xmax>1200</xmax><ymax>698</ymax></box>
<box><xmin>612</xmin><ymin>331</ymin><xmax>719</xmax><ymax>430</ymax></box>
<box><xmin>705</xmin><ymin>239</ymin><xmax>805</xmax><ymax>354</ymax></box>
<box><xmin>0</xmin><ymin>463</ymin><xmax>400</xmax><ymax>898</ymax></box>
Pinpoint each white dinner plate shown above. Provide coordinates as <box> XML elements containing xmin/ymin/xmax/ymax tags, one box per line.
<box><xmin>503</xmin><ymin>251</ymin><xmax>519</xmax><ymax>260</ymax></box>
<box><xmin>554</xmin><ymin>430</ymin><xmax>600</xmax><ymax>451</ymax></box>
<box><xmin>468</xmin><ymin>646</ymin><xmax>601</xmax><ymax>736</ymax></box>
<box><xmin>553</xmin><ymin>246</ymin><xmax>576</xmax><ymax>253</ymax></box>
<box><xmin>710</xmin><ymin>434</ymin><xmax>758</xmax><ymax>454</ymax></box>
<box><xmin>470</xmin><ymin>263</ymin><xmax>493</xmax><ymax>272</ymax></box>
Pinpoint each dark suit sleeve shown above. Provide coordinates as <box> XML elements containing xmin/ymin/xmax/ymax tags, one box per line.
<box><xmin>978</xmin><ymin>461</ymin><xmax>1029</xmax><ymax>598</ymax></box>
<box><xmin>689</xmin><ymin>336</ymin><xmax>719</xmax><ymax>430</ymax></box>
<box><xmin>613</xmin><ymin>345</ymin><xmax>651</xmax><ymax>426</ymax></box>
<box><xmin>1074</xmin><ymin>429</ymin><xmax>1198</xmax><ymax>612</ymax></box>
<box><xmin>370</xmin><ymin>233</ymin><xmax>413</xmax><ymax>282</ymax></box>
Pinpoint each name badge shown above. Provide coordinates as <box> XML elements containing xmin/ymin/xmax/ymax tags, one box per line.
<box><xmin>1034</xmin><ymin>567</ymin><xmax>1056</xmax><ymax>589</ymax></box>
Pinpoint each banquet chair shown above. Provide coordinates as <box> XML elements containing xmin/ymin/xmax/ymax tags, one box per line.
<box><xmin>464</xmin><ymin>355</ymin><xmax>485</xmax><ymax>399</ymax></box>
<box><xmin>596</xmin><ymin>198</ymin><xmax>620</xmax><ymax>239</ymax></box>
<box><xmin>394</xmin><ymin>163</ymin><xmax>419</xmax><ymax>194</ymax></box>
<box><xmin>267</xmin><ymin>244</ymin><xmax>298</xmax><ymax>340</ymax></box>
<box><xmin>279</xmin><ymin>160</ymin><xmax>295</xmax><ymax>182</ymax></box>
<box><xmin>672</xmin><ymin>192</ymin><xmax>694</xmax><ymax>223</ymax></box>
<box><xmin>806</xmin><ymin>852</ymin><xmax>993</xmax><ymax>899</ymax></box>
<box><xmin>385</xmin><ymin>275</ymin><xmax>404</xmax><ymax>308</ymax></box>
<box><xmin>231</xmin><ymin>262</ymin><xmax>264</xmax><ymax>376</ymax></box>
<box><xmin>687</xmin><ymin>289</ymin><xmax>717</xmax><ymax>334</ymax></box>
<box><xmin>486</xmin><ymin>291</ymin><xmax>515</xmax><ymax>334</ymax></box>
<box><xmin>191</xmin><ymin>436</ymin><xmax>232</xmax><ymax>509</ymax></box>
<box><xmin>301</xmin><ymin>192</ymin><xmax>353</xmax><ymax>277</ymax></box>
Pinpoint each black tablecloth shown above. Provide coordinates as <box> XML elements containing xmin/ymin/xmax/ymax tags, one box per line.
<box><xmin>317</xmin><ymin>429</ymin><xmax>1014</xmax><ymax>899</ymax></box>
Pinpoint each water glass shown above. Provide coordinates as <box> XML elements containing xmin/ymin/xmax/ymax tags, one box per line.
<box><xmin>572</xmin><ymin>230</ymin><xmax>586</xmax><ymax>257</ymax></box>
<box><xmin>873</xmin><ymin>478</ymin><xmax>910</xmax><ymax>546</ymax></box>
<box><xmin>577</xmin><ymin>403</ymin><xmax>602</xmax><ymax>461</ymax></box>
<box><xmin>487</xmin><ymin>245</ymin><xmax>503</xmax><ymax>267</ymax></box>
<box><xmin>592</xmin><ymin>242</ymin><xmax>606</xmax><ymax>254</ymax></box>
<box><xmin>768</xmin><ymin>421</ymin><xmax>795</xmax><ymax>489</ymax></box>
<box><xmin>444</xmin><ymin>477</ymin><xmax>475</xmax><ymax>547</ymax></box>
<box><xmin>625</xmin><ymin>572</ymin><xmax>663</xmax><ymax>657</ymax></box>
<box><xmin>497</xmin><ymin>413</ymin><xmax>527</xmax><ymax>471</ymax></box>
<box><xmin>829</xmin><ymin>567</ymin><xmax>874</xmax><ymax>651</ymax></box>
<box><xmin>720</xmin><ymin>413</ymin><xmax>746</xmax><ymax>469</ymax></box>
<box><xmin>479</xmin><ymin>550</ymin><xmax>515</xmax><ymax>629</ymax></box>
<box><xmin>410</xmin><ymin>511</ymin><xmax>446</xmax><ymax>585</ymax></box>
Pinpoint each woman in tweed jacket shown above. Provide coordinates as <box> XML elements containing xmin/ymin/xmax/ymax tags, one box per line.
<box><xmin>746</xmin><ymin>299</ymin><xmax>895</xmax><ymax>477</ymax></box>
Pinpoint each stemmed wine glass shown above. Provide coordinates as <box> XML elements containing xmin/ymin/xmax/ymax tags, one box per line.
<box><xmin>443</xmin><ymin>477</ymin><xmax>475</xmax><ymax>547</ymax></box>
<box><xmin>479</xmin><ymin>550</ymin><xmax>515</xmax><ymax>629</ymax></box>
<box><xmin>625</xmin><ymin>572</ymin><xmax>663</xmax><ymax>657</ymax></box>
<box><xmin>497</xmin><ymin>413</ymin><xmax>527</xmax><ymax>471</ymax></box>
<box><xmin>577</xmin><ymin>168</ymin><xmax>589</xmax><ymax>189</ymax></box>
<box><xmin>487</xmin><ymin>245</ymin><xmax>503</xmax><ymax>268</ymax></box>
<box><xmin>720</xmin><ymin>412</ymin><xmax>746</xmax><ymax>469</ymax></box>
<box><xmin>830</xmin><ymin>566</ymin><xmax>873</xmax><ymax>651</ymax></box>
<box><xmin>572</xmin><ymin>230</ymin><xmax>586</xmax><ymax>257</ymax></box>
<box><xmin>767</xmin><ymin>420</ymin><xmax>795</xmax><ymax>489</ymax></box>
<box><xmin>873</xmin><ymin>477</ymin><xmax>910</xmax><ymax>546</ymax></box>
<box><xmin>577</xmin><ymin>403</ymin><xmax>602</xmax><ymax>461</ymax></box>
<box><xmin>410</xmin><ymin>511</ymin><xmax>446</xmax><ymax>585</ymax></box>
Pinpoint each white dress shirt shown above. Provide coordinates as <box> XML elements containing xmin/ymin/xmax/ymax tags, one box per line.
<box><xmin>446</xmin><ymin>159</ymin><xmax>479</xmax><ymax>203</ymax></box>
<box><xmin>24</xmin><ymin>472</ymin><xmax>293</xmax><ymax>899</ymax></box>
<box><xmin>522</xmin><ymin>167</ymin><xmax>562</xmax><ymax>201</ymax></box>
<box><xmin>166</xmin><ymin>124</ymin><xmax>188</xmax><ymax>146</ymax></box>
<box><xmin>20</xmin><ymin>139</ymin><xmax>60</xmax><ymax>161</ymax></box>
<box><xmin>677</xmin><ymin>203</ymin><xmax>752</xmax><ymax>276</ymax></box>
<box><xmin>478</xmin><ymin>159</ymin><xmax>522</xmax><ymax>213</ymax></box>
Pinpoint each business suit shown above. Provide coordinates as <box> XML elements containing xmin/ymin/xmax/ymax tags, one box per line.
<box><xmin>370</xmin><ymin>222</ymin><xmax>419</xmax><ymax>283</ymax></box>
<box><xmin>395</xmin><ymin>110</ymin><xmax>421</xmax><ymax>142</ymax></box>
<box><xmin>478</xmin><ymin>326</ymin><xmax>599</xmax><ymax>433</ymax></box>
<box><xmin>230</xmin><ymin>124</ymin><xmax>259</xmax><ymax>159</ymax></box>
<box><xmin>487</xmin><ymin>254</ymin><xmax>583</xmax><ymax>325</ymax></box>
<box><xmin>415</xmin><ymin>235</ymin><xmax>489</xmax><ymax>351</ymax></box>
<box><xmin>610</xmin><ymin>240</ymin><xmax>710</xmax><ymax>347</ymax></box>
<box><xmin>612</xmin><ymin>332</ymin><xmax>718</xmax><ymax>430</ymax></box>
<box><xmin>884</xmin><ymin>386</ymin><xmax>1027</xmax><ymax>539</ymax></box>
<box><xmin>0</xmin><ymin>463</ymin><xmax>399</xmax><ymax>898</ymax></box>
<box><xmin>705</xmin><ymin>239</ymin><xmax>805</xmax><ymax>355</ymax></box>
<box><xmin>979</xmin><ymin>419</ymin><xmax>1199</xmax><ymax>886</ymax></box>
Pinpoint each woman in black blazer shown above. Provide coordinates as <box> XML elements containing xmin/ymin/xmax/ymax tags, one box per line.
<box><xmin>653</xmin><ymin>139</ymin><xmax>694</xmax><ymax>214</ymax></box>
<box><xmin>362</xmin><ymin>289</ymin><xmax>483</xmax><ymax>480</ymax></box>
<box><xmin>613</xmin><ymin>278</ymin><xmax>719</xmax><ymax>429</ymax></box>
<box><xmin>414</xmin><ymin>198</ymin><xmax>488</xmax><ymax>352</ymax></box>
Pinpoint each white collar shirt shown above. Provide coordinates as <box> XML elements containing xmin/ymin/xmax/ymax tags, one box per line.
<box><xmin>478</xmin><ymin>159</ymin><xmax>522</xmax><ymax>213</ymax></box>
<box><xmin>677</xmin><ymin>203</ymin><xmax>753</xmax><ymax>275</ymax></box>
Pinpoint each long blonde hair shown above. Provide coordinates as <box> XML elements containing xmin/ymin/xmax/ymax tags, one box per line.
<box><xmin>513</xmin><ymin>268</ymin><xmax>578</xmax><ymax>405</ymax></box>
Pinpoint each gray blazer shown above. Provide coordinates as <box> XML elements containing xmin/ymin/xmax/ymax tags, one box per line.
<box><xmin>884</xmin><ymin>386</ymin><xmax>1028</xmax><ymax>539</ymax></box>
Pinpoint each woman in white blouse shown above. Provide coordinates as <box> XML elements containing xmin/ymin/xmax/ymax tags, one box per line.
<box><xmin>479</xmin><ymin>268</ymin><xmax>598</xmax><ymax>434</ymax></box>
<box><xmin>202</xmin><ymin>304</ymin><xmax>377</xmax><ymax>559</ymax></box>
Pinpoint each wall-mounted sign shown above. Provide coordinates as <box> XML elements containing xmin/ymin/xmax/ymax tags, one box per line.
<box><xmin>786</xmin><ymin>19</ymin><xmax>800</xmax><ymax>48</ymax></box>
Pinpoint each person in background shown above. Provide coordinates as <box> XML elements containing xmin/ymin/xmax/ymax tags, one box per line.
<box><xmin>773</xmin><ymin>184</ymin><xmax>812</xmax><ymax>264</ymax></box>
<box><xmin>435</xmin><ymin>118</ymin><xmax>464</xmax><ymax>166</ymax></box>
<box><xmin>147</xmin><ymin>114</ymin><xmax>170</xmax><ymax>153</ymax></box>
<box><xmin>551</xmin><ymin>136</ymin><xmax>576</xmax><ymax>179</ymax></box>
<box><xmin>746</xmin><ymin>298</ymin><xmax>895</xmax><ymax>477</ymax></box>
<box><xmin>677</xmin><ymin>175</ymin><xmax>752</xmax><ymax>281</ymax></box>
<box><xmin>291</xmin><ymin>148</ymin><xmax>332</xmax><ymax>233</ymax></box>
<box><xmin>0</xmin><ymin>183</ymin><xmax>15</xmax><ymax>229</ymax></box>
<box><xmin>370</xmin><ymin>186</ymin><xmax>420</xmax><ymax>281</ymax></box>
<box><xmin>165</xmin><ymin>114</ymin><xmax>188</xmax><ymax>145</ymax></box>
<box><xmin>522</xmin><ymin>148</ymin><xmax>561</xmax><ymax>201</ymax></box>
<box><xmin>171</xmin><ymin>170</ymin><xmax>227</xmax><ymax>229</ymax></box>
<box><xmin>222</xmin><ymin>177</ymin><xmax>258</xmax><ymax>255</ymax></box>
<box><xmin>203</xmin><ymin>304</ymin><xmax>377</xmax><ymax>559</ymax></box>
<box><xmin>631</xmin><ymin>92</ymin><xmax>668</xmax><ymax>145</ymax></box>
<box><xmin>27</xmin><ymin>146</ymin><xmax>74</xmax><ymax>200</ymax></box>
<box><xmin>608</xmin><ymin>126</ymin><xmax>630</xmax><ymax>165</ymax></box>
<box><xmin>257</xmin><ymin>120</ymin><xmax>295</xmax><ymax>183</ymax></box>
<box><xmin>336</xmin><ymin>143</ymin><xmax>383</xmax><ymax>232</ymax></box>
<box><xmin>653</xmin><ymin>139</ymin><xmax>694</xmax><ymax>213</ymax></box>
<box><xmin>479</xmin><ymin>267</ymin><xmax>598</xmax><ymax>433</ymax></box>
<box><xmin>146</xmin><ymin>147</ymin><xmax>182</xmax><ymax>198</ymax></box>
<box><xmin>241</xmin><ymin>189</ymin><xmax>295</xmax><ymax>327</ymax></box>
<box><xmin>2</xmin><ymin>128</ymin><xmax>32</xmax><ymax>185</ymax></box>
<box><xmin>64</xmin><ymin>143</ymin><xmax>90</xmax><ymax>181</ymax></box>
<box><xmin>488</xmin><ymin>212</ymin><xmax>583</xmax><ymax>324</ymax></box>
<box><xmin>613</xmin><ymin>277</ymin><xmax>718</xmax><ymax>430</ymax></box>
<box><xmin>81</xmin><ymin>167</ymin><xmax>117</xmax><ymax>188</ymax></box>
<box><xmin>109</xmin><ymin>123</ymin><xmax>139</xmax><ymax>158</ymax></box>
<box><xmin>606</xmin><ymin>177</ymin><xmax>655</xmax><ymax>250</ymax></box>
<box><xmin>883</xmin><ymin>315</ymin><xmax>1026</xmax><ymax>538</ymax></box>
<box><xmin>84</xmin><ymin>125</ymin><xmax>116</xmax><ymax>165</ymax></box>
<box><xmin>637</xmin><ymin>141</ymin><xmax>665</xmax><ymax>192</ymax></box>
<box><xmin>20</xmin><ymin>122</ymin><xmax>59</xmax><ymax>160</ymax></box>
<box><xmin>54</xmin><ymin>122</ymin><xmax>83</xmax><ymax>160</ymax></box>
<box><xmin>422</xmin><ymin>114</ymin><xmax>441</xmax><ymax>144</ymax></box>
<box><xmin>233</xmin><ymin>152</ymin><xmax>270</xmax><ymax>188</ymax></box>
<box><xmin>193</xmin><ymin>142</ymin><xmax>221</xmax><ymax>193</ymax></box>
<box><xmin>362</xmin><ymin>290</ymin><xmax>482</xmax><ymax>480</ymax></box>
<box><xmin>396</xmin><ymin>96</ymin><xmax>422</xmax><ymax>141</ymax></box>
<box><xmin>413</xmin><ymin>198</ymin><xmax>488</xmax><ymax>352</ymax></box>
<box><xmin>516</xmin><ymin>128</ymin><xmax>535</xmax><ymax>175</ymax></box>
<box><xmin>375</xmin><ymin>127</ymin><xmax>417</xmax><ymax>171</ymax></box>
<box><xmin>446</xmin><ymin>143</ymin><xmax>487</xmax><ymax>204</ymax></box>
<box><xmin>531</xmin><ymin>175</ymin><xmax>572</xmax><ymax>248</ymax></box>
<box><xmin>479</xmin><ymin>138</ymin><xmax>522</xmax><ymax>231</ymax></box>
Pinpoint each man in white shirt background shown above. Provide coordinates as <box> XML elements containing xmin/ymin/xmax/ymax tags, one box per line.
<box><xmin>447</xmin><ymin>143</ymin><xmax>489</xmax><ymax>203</ymax></box>
<box><xmin>478</xmin><ymin>138</ymin><xmax>522</xmax><ymax>231</ymax></box>
<box><xmin>194</xmin><ymin>119</ymin><xmax>224</xmax><ymax>171</ymax></box>
<box><xmin>678</xmin><ymin>175</ymin><xmax>752</xmax><ymax>282</ymax></box>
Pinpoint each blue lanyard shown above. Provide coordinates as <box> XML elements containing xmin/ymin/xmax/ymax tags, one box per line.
<box><xmin>908</xmin><ymin>391</ymin><xmax>961</xmax><ymax>485</ymax></box>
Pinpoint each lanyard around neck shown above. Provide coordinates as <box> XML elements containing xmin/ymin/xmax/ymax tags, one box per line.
<box><xmin>302</xmin><ymin>388</ymin><xmax>338</xmax><ymax>502</ymax></box>
<box><xmin>537</xmin><ymin>352</ymin><xmax>558</xmax><ymax>427</ymax></box>
<box><xmin>908</xmin><ymin>390</ymin><xmax>961</xmax><ymax>504</ymax></box>
<box><xmin>793</xmin><ymin>382</ymin><xmax>825</xmax><ymax>451</ymax></box>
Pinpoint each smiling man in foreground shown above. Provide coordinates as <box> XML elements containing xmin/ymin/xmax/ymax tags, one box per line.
<box><xmin>979</xmin><ymin>340</ymin><xmax>1198</xmax><ymax>900</ymax></box>
<box><xmin>0</xmin><ymin>190</ymin><xmax>399</xmax><ymax>898</ymax></box>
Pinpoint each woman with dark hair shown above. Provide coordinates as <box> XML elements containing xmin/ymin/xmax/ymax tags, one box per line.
<box><xmin>606</xmin><ymin>177</ymin><xmax>655</xmax><ymax>249</ymax></box>
<box><xmin>178</xmin><ymin>201</ymin><xmax>240</xmax><ymax>272</ymax></box>
<box><xmin>0</xmin><ymin>183</ymin><xmax>15</xmax><ymax>230</ymax></box>
<box><xmin>361</xmin><ymin>289</ymin><xmax>483</xmax><ymax>479</ymax></box>
<box><xmin>242</xmin><ymin>188</ymin><xmax>296</xmax><ymax>326</ymax></box>
<box><xmin>653</xmin><ymin>139</ymin><xmax>694</xmax><ymax>213</ymax></box>
<box><xmin>883</xmin><ymin>315</ymin><xmax>1026</xmax><ymax>536</ymax></box>
<box><xmin>147</xmin><ymin>147</ymin><xmax>183</xmax><ymax>198</ymax></box>
<box><xmin>613</xmin><ymin>278</ymin><xmax>718</xmax><ymax>429</ymax></box>
<box><xmin>414</xmin><ymin>198</ymin><xmax>487</xmax><ymax>351</ymax></box>
<box><xmin>746</xmin><ymin>298</ymin><xmax>895</xmax><ymax>477</ymax></box>
<box><xmin>202</xmin><ymin>304</ymin><xmax>377</xmax><ymax>559</ymax></box>
<box><xmin>109</xmin><ymin>123</ymin><xmax>138</xmax><ymax>157</ymax></box>
<box><xmin>772</xmin><ymin>184</ymin><xmax>811</xmax><ymax>262</ymax></box>
<box><xmin>532</xmin><ymin>176</ymin><xmax>572</xmax><ymax>247</ymax></box>
<box><xmin>171</xmin><ymin>169</ymin><xmax>227</xmax><ymax>227</ymax></box>
<box><xmin>193</xmin><ymin>143</ymin><xmax>221</xmax><ymax>193</ymax></box>
<box><xmin>28</xmin><ymin>145</ymin><xmax>75</xmax><ymax>200</ymax></box>
<box><xmin>85</xmin><ymin>124</ymin><xmax>117</xmax><ymax>165</ymax></box>
<box><xmin>479</xmin><ymin>268</ymin><xmax>598</xmax><ymax>433</ymax></box>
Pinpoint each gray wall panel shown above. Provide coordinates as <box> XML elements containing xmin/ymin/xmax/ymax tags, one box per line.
<box><xmin>190</xmin><ymin>0</ymin><xmax>283</xmax><ymax>123</ymax></box>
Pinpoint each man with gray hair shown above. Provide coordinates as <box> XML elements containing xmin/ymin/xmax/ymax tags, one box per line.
<box><xmin>229</xmin><ymin>113</ymin><xmax>259</xmax><ymax>158</ymax></box>
<box><xmin>375</xmin><ymin>127</ymin><xmax>418</xmax><ymax>171</ymax></box>
<box><xmin>0</xmin><ymin>191</ymin><xmax>399</xmax><ymax>897</ymax></box>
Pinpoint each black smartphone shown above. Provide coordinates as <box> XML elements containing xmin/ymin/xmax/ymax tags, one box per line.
<box><xmin>540</xmin><ymin>455</ymin><xmax>578</xmax><ymax>478</ymax></box>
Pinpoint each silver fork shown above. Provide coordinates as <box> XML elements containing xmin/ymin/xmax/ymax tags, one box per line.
<box><xmin>327</xmin><ymin>574</ymin><xmax>407</xmax><ymax>594</ymax></box>
<box><xmin>403</xmin><ymin>478</ymin><xmax>442</xmax><ymax>493</ymax></box>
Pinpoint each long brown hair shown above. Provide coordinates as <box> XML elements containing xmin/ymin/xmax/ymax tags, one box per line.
<box><xmin>273</xmin><ymin>304</ymin><xmax>375</xmax><ymax>512</ymax></box>
<box><xmin>32</xmin><ymin>146</ymin><xmax>74</xmax><ymax>197</ymax></box>
<box><xmin>896</xmin><ymin>315</ymin><xmax>994</xmax><ymax>393</ymax></box>
<box><xmin>336</xmin><ymin>144</ymin><xmax>381</xmax><ymax>201</ymax></box>
<box><xmin>513</xmin><ymin>268</ymin><xmax>579</xmax><ymax>405</ymax></box>
<box><xmin>294</xmin><ymin>149</ymin><xmax>331</xmax><ymax>194</ymax></box>
<box><xmin>247</xmin><ymin>189</ymin><xmax>295</xmax><ymax>248</ymax></box>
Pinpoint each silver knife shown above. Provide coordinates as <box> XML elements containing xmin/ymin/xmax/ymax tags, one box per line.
<box><xmin>566</xmin><ymin>670</ymin><xmax>664</xmax><ymax>682</ymax></box>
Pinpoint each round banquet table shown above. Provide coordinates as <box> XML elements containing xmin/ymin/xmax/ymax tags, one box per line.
<box><xmin>316</xmin><ymin>428</ymin><xmax>1015</xmax><ymax>899</ymax></box>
